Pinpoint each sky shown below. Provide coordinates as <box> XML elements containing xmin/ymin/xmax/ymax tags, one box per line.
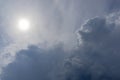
<box><xmin>0</xmin><ymin>0</ymin><xmax>120</xmax><ymax>80</ymax></box>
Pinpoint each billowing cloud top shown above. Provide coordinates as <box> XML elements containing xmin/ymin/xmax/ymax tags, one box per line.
<box><xmin>64</xmin><ymin>12</ymin><xmax>120</xmax><ymax>80</ymax></box>
<box><xmin>0</xmin><ymin>0</ymin><xmax>120</xmax><ymax>80</ymax></box>
<box><xmin>1</xmin><ymin>12</ymin><xmax>120</xmax><ymax>80</ymax></box>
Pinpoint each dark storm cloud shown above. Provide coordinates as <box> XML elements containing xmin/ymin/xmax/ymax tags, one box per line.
<box><xmin>1</xmin><ymin>0</ymin><xmax>120</xmax><ymax>80</ymax></box>
<box><xmin>64</xmin><ymin>13</ymin><xmax>120</xmax><ymax>80</ymax></box>
<box><xmin>2</xmin><ymin>12</ymin><xmax>120</xmax><ymax>80</ymax></box>
<box><xmin>1</xmin><ymin>45</ymin><xmax>66</xmax><ymax>80</ymax></box>
<box><xmin>108</xmin><ymin>0</ymin><xmax>120</xmax><ymax>12</ymax></box>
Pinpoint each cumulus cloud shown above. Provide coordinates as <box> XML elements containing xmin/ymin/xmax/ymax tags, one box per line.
<box><xmin>108</xmin><ymin>0</ymin><xmax>120</xmax><ymax>12</ymax></box>
<box><xmin>0</xmin><ymin>0</ymin><xmax>77</xmax><ymax>75</ymax></box>
<box><xmin>2</xmin><ymin>12</ymin><xmax>120</xmax><ymax>80</ymax></box>
<box><xmin>1</xmin><ymin>45</ymin><xmax>66</xmax><ymax>80</ymax></box>
<box><xmin>0</xmin><ymin>0</ymin><xmax>108</xmax><ymax>75</ymax></box>
<box><xmin>64</xmin><ymin>12</ymin><xmax>120</xmax><ymax>80</ymax></box>
<box><xmin>0</xmin><ymin>0</ymin><xmax>120</xmax><ymax>80</ymax></box>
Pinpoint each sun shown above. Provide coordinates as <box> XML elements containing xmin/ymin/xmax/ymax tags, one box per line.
<box><xmin>18</xmin><ymin>18</ymin><xmax>30</xmax><ymax>31</ymax></box>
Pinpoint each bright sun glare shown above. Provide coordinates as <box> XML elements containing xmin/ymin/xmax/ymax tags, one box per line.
<box><xmin>18</xmin><ymin>18</ymin><xmax>30</xmax><ymax>31</ymax></box>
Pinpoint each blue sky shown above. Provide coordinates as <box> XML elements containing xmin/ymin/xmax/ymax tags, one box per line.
<box><xmin>0</xmin><ymin>0</ymin><xmax>120</xmax><ymax>80</ymax></box>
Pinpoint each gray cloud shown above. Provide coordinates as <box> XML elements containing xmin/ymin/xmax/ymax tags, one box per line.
<box><xmin>0</xmin><ymin>0</ymin><xmax>120</xmax><ymax>80</ymax></box>
<box><xmin>0</xmin><ymin>0</ymin><xmax>110</xmax><ymax>74</ymax></box>
<box><xmin>2</xmin><ymin>12</ymin><xmax>120</xmax><ymax>80</ymax></box>
<box><xmin>108</xmin><ymin>0</ymin><xmax>120</xmax><ymax>12</ymax></box>
<box><xmin>1</xmin><ymin>45</ymin><xmax>66</xmax><ymax>80</ymax></box>
<box><xmin>64</xmin><ymin>12</ymin><xmax>120</xmax><ymax>80</ymax></box>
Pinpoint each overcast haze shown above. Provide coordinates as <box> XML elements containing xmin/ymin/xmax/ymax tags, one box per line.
<box><xmin>0</xmin><ymin>0</ymin><xmax>120</xmax><ymax>80</ymax></box>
